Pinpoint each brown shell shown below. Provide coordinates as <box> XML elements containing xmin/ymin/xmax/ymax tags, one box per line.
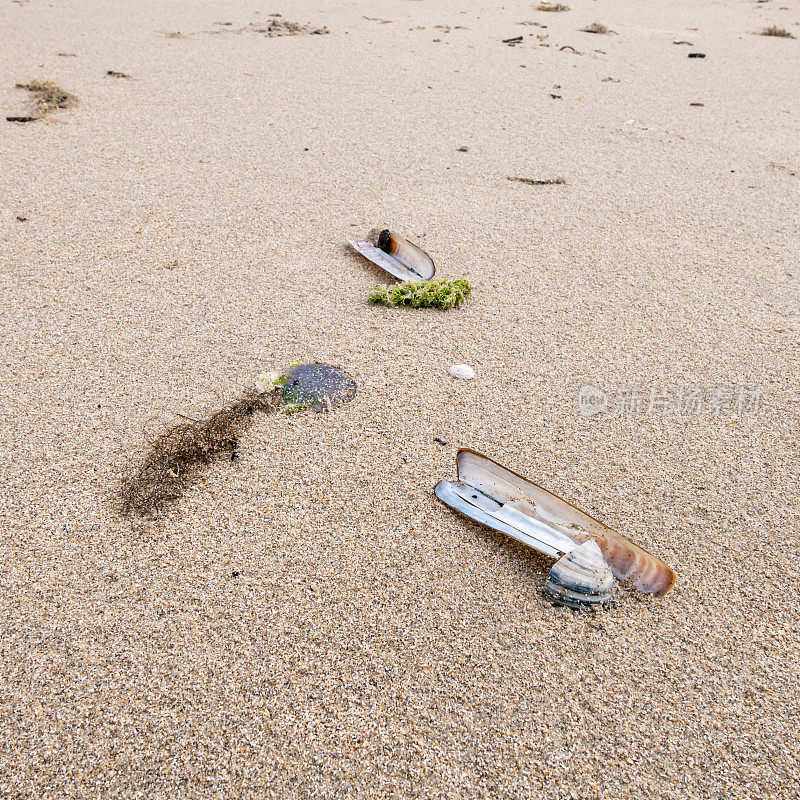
<box><xmin>375</xmin><ymin>230</ymin><xmax>436</xmax><ymax>280</ymax></box>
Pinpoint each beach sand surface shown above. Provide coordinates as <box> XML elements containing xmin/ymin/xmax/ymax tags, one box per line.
<box><xmin>1</xmin><ymin>1</ymin><xmax>799</xmax><ymax>797</ymax></box>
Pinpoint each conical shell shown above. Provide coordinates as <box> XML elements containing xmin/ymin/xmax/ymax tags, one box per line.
<box><xmin>544</xmin><ymin>541</ymin><xmax>615</xmax><ymax>609</ymax></box>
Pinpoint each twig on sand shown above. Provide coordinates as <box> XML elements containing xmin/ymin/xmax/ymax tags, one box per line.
<box><xmin>508</xmin><ymin>176</ymin><xmax>566</xmax><ymax>186</ymax></box>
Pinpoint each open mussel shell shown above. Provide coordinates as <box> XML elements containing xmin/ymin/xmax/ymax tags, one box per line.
<box><xmin>349</xmin><ymin>229</ymin><xmax>435</xmax><ymax>282</ymax></box>
<box><xmin>455</xmin><ymin>450</ymin><xmax>677</xmax><ymax>597</ymax></box>
<box><xmin>280</xmin><ymin>363</ymin><xmax>356</xmax><ymax>412</ymax></box>
<box><xmin>544</xmin><ymin>541</ymin><xmax>615</xmax><ymax>609</ymax></box>
<box><xmin>438</xmin><ymin>449</ymin><xmax>677</xmax><ymax>599</ymax></box>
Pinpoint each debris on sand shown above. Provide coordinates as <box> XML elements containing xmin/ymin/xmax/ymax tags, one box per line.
<box><xmin>559</xmin><ymin>45</ymin><xmax>582</xmax><ymax>54</ymax></box>
<box><xmin>121</xmin><ymin>388</ymin><xmax>279</xmax><ymax>514</ymax></box>
<box><xmin>581</xmin><ymin>22</ymin><xmax>615</xmax><ymax>35</ymax></box>
<box><xmin>503</xmin><ymin>36</ymin><xmax>524</xmax><ymax>45</ymax></box>
<box><xmin>759</xmin><ymin>26</ymin><xmax>795</xmax><ymax>38</ymax></box>
<box><xmin>7</xmin><ymin>80</ymin><xmax>77</xmax><ymax>122</ymax></box>
<box><xmin>769</xmin><ymin>162</ymin><xmax>798</xmax><ymax>176</ymax></box>
<box><xmin>19</xmin><ymin>80</ymin><xmax>76</xmax><ymax>110</ymax></box>
<box><xmin>369</xmin><ymin>278</ymin><xmax>471</xmax><ymax>310</ymax></box>
<box><xmin>688</xmin><ymin>52</ymin><xmax>706</xmax><ymax>58</ymax></box>
<box><xmin>456</xmin><ymin>145</ymin><xmax>469</xmax><ymax>152</ymax></box>
<box><xmin>181</xmin><ymin>19</ymin><xmax>330</xmax><ymax>38</ymax></box>
<box><xmin>434</xmin><ymin>449</ymin><xmax>677</xmax><ymax>609</ymax></box>
<box><xmin>106</xmin><ymin>70</ymin><xmax>130</xmax><ymax>78</ymax></box>
<box><xmin>673</xmin><ymin>40</ymin><xmax>693</xmax><ymax>45</ymax></box>
<box><xmin>537</xmin><ymin>2</ymin><xmax>570</xmax><ymax>11</ymax></box>
<box><xmin>120</xmin><ymin>364</ymin><xmax>355</xmax><ymax>514</ymax></box>
<box><xmin>242</xmin><ymin>19</ymin><xmax>329</xmax><ymax>36</ymax></box>
<box><xmin>508</xmin><ymin>176</ymin><xmax>566</xmax><ymax>186</ymax></box>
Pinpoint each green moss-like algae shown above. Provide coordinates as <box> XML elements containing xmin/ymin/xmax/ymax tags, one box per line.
<box><xmin>369</xmin><ymin>278</ymin><xmax>471</xmax><ymax>310</ymax></box>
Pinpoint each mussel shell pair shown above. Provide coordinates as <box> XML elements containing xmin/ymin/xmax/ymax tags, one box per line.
<box><xmin>349</xmin><ymin>229</ymin><xmax>436</xmax><ymax>282</ymax></box>
<box><xmin>435</xmin><ymin>449</ymin><xmax>677</xmax><ymax>609</ymax></box>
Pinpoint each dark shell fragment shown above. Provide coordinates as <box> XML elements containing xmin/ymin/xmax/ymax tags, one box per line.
<box><xmin>280</xmin><ymin>363</ymin><xmax>356</xmax><ymax>412</ymax></box>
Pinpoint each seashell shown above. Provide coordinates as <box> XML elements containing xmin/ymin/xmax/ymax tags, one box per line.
<box><xmin>434</xmin><ymin>477</ymin><xmax>614</xmax><ymax>609</ymax></box>
<box><xmin>279</xmin><ymin>362</ymin><xmax>356</xmax><ymax>412</ymax></box>
<box><xmin>434</xmin><ymin>449</ymin><xmax>677</xmax><ymax>600</ymax></box>
<box><xmin>544</xmin><ymin>541</ymin><xmax>615</xmax><ymax>609</ymax></box>
<box><xmin>349</xmin><ymin>229</ymin><xmax>435</xmax><ymax>282</ymax></box>
<box><xmin>435</xmin><ymin>478</ymin><xmax>577</xmax><ymax>558</ymax></box>
<box><xmin>449</xmin><ymin>364</ymin><xmax>475</xmax><ymax>380</ymax></box>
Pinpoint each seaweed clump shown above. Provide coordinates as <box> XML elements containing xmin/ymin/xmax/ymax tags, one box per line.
<box><xmin>14</xmin><ymin>80</ymin><xmax>77</xmax><ymax>118</ymax></box>
<box><xmin>759</xmin><ymin>26</ymin><xmax>795</xmax><ymax>38</ymax></box>
<box><xmin>120</xmin><ymin>364</ymin><xmax>357</xmax><ymax>514</ymax></box>
<box><xmin>537</xmin><ymin>3</ymin><xmax>570</xmax><ymax>11</ymax></box>
<box><xmin>121</xmin><ymin>386</ymin><xmax>282</xmax><ymax>515</ymax></box>
<box><xmin>581</xmin><ymin>22</ymin><xmax>615</xmax><ymax>35</ymax></box>
<box><xmin>369</xmin><ymin>278</ymin><xmax>471</xmax><ymax>309</ymax></box>
<box><xmin>261</xmin><ymin>19</ymin><xmax>329</xmax><ymax>36</ymax></box>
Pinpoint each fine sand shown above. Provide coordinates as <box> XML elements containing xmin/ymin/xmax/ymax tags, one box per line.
<box><xmin>1</xmin><ymin>1</ymin><xmax>798</xmax><ymax>798</ymax></box>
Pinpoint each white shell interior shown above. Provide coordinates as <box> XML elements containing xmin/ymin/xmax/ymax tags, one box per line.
<box><xmin>434</xmin><ymin>480</ymin><xmax>578</xmax><ymax>558</ymax></box>
<box><xmin>349</xmin><ymin>239</ymin><xmax>428</xmax><ymax>282</ymax></box>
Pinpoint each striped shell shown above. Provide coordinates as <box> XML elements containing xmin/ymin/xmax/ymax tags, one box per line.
<box><xmin>544</xmin><ymin>541</ymin><xmax>615</xmax><ymax>609</ymax></box>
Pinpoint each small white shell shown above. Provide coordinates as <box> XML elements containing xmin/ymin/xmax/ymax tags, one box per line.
<box><xmin>544</xmin><ymin>540</ymin><xmax>615</xmax><ymax>609</ymax></box>
<box><xmin>449</xmin><ymin>364</ymin><xmax>475</xmax><ymax>380</ymax></box>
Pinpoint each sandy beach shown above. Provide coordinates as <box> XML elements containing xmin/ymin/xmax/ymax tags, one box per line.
<box><xmin>1</xmin><ymin>0</ymin><xmax>798</xmax><ymax>797</ymax></box>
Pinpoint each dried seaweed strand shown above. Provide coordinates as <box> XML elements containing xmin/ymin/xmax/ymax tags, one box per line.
<box><xmin>121</xmin><ymin>388</ymin><xmax>281</xmax><ymax>515</ymax></box>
